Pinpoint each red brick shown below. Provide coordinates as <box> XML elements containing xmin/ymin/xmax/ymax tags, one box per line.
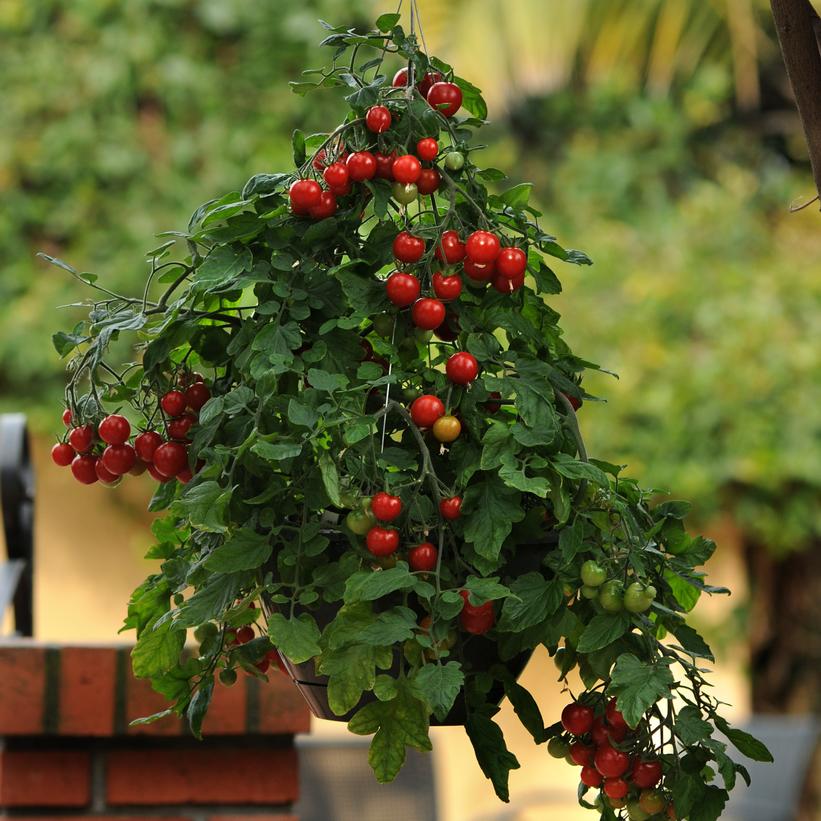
<box><xmin>59</xmin><ymin>647</ymin><xmax>116</xmax><ymax>736</ymax></box>
<box><xmin>203</xmin><ymin>673</ymin><xmax>247</xmax><ymax>735</ymax></box>
<box><xmin>106</xmin><ymin>747</ymin><xmax>298</xmax><ymax>805</ymax></box>
<box><xmin>22</xmin><ymin>818</ymin><xmax>191</xmax><ymax>821</ymax></box>
<box><xmin>256</xmin><ymin>675</ymin><xmax>311</xmax><ymax>735</ymax></box>
<box><xmin>0</xmin><ymin>645</ymin><xmax>46</xmax><ymax>735</ymax></box>
<box><xmin>124</xmin><ymin>673</ymin><xmax>182</xmax><ymax>737</ymax></box>
<box><xmin>0</xmin><ymin>751</ymin><xmax>90</xmax><ymax>807</ymax></box>
<box><xmin>210</xmin><ymin>816</ymin><xmax>298</xmax><ymax>821</ymax></box>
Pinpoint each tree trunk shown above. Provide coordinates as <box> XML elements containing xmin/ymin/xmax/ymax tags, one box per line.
<box><xmin>743</xmin><ymin>538</ymin><xmax>821</xmax><ymax>817</ymax></box>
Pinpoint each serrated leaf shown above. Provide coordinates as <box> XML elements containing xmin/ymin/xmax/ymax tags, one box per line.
<box><xmin>413</xmin><ymin>662</ymin><xmax>464</xmax><ymax>721</ymax></box>
<box><xmin>576</xmin><ymin>611</ymin><xmax>631</xmax><ymax>654</ymax></box>
<box><xmin>267</xmin><ymin>612</ymin><xmax>321</xmax><ymax>663</ymax></box>
<box><xmin>344</xmin><ymin>565</ymin><xmax>417</xmax><ymax>603</ymax></box>
<box><xmin>714</xmin><ymin>716</ymin><xmax>774</xmax><ymax>762</ymax></box>
<box><xmin>465</xmin><ymin>713</ymin><xmax>520</xmax><ymax>802</ymax></box>
<box><xmin>251</xmin><ymin>440</ymin><xmax>303</xmax><ymax>462</ymax></box>
<box><xmin>552</xmin><ymin>454</ymin><xmax>610</xmax><ymax>487</ymax></box>
<box><xmin>375</xmin><ymin>12</ymin><xmax>400</xmax><ymax>31</ymax></box>
<box><xmin>204</xmin><ymin>529</ymin><xmax>271</xmax><ymax>573</ymax></box>
<box><xmin>499</xmin><ymin>573</ymin><xmax>563</xmax><ymax>631</ymax></box>
<box><xmin>609</xmin><ymin>654</ymin><xmax>674</xmax><ymax>727</ymax></box>
<box><xmin>675</xmin><ymin>705</ymin><xmax>712</xmax><ymax>745</ymax></box>
<box><xmin>319</xmin><ymin>452</ymin><xmax>342</xmax><ymax>506</ymax></box>
<box><xmin>318</xmin><ymin>643</ymin><xmax>393</xmax><ymax>715</ymax></box>
<box><xmin>463</xmin><ymin>474</ymin><xmax>525</xmax><ymax>561</ymax></box>
<box><xmin>131</xmin><ymin>619</ymin><xmax>185</xmax><ymax>678</ymax></box>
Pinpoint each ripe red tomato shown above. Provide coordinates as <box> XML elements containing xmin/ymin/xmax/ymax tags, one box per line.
<box><xmin>606</xmin><ymin>699</ymin><xmax>630</xmax><ymax>733</ymax></box>
<box><xmin>411</xmin><ymin>297</ymin><xmax>445</xmax><ymax>330</ymax></box>
<box><xmin>366</xmin><ymin>526</ymin><xmax>399</xmax><ymax>556</ymax></box>
<box><xmin>95</xmin><ymin>459</ymin><xmax>120</xmax><ymax>485</ymax></box>
<box><xmin>129</xmin><ymin>460</ymin><xmax>148</xmax><ymax>476</ymax></box>
<box><xmin>496</xmin><ymin>247</ymin><xmax>528</xmax><ymax>279</ymax></box>
<box><xmin>433</xmin><ymin>415</ymin><xmax>461</xmax><ymax>443</ymax></box>
<box><xmin>308</xmin><ymin>190</ymin><xmax>337</xmax><ymax>219</ymax></box>
<box><xmin>433</xmin><ymin>313</ymin><xmax>460</xmax><ymax>342</ymax></box>
<box><xmin>439</xmin><ymin>496</ymin><xmax>462</xmax><ymax>520</ymax></box>
<box><xmin>569</xmin><ymin>742</ymin><xmax>594</xmax><ymax>767</ymax></box>
<box><xmin>463</xmin><ymin>257</ymin><xmax>495</xmax><ymax>281</ymax></box>
<box><xmin>580</xmin><ymin>765</ymin><xmax>603</xmax><ymax>788</ymax></box>
<box><xmin>62</xmin><ymin>408</ymin><xmax>72</xmax><ymax>427</ymax></box>
<box><xmin>236</xmin><ymin>626</ymin><xmax>255</xmax><ymax>644</ymax></box>
<box><xmin>631</xmin><ymin>760</ymin><xmax>663</xmax><ymax>789</ymax></box>
<box><xmin>492</xmin><ymin>270</ymin><xmax>525</xmax><ymax>293</ymax></box>
<box><xmin>417</xmin><ymin>71</ymin><xmax>443</xmax><ymax>97</ymax></box>
<box><xmin>459</xmin><ymin>590</ymin><xmax>495</xmax><ymax>634</ymax></box>
<box><xmin>147</xmin><ymin>463</ymin><xmax>174</xmax><ymax>483</ymax></box>
<box><xmin>410</xmin><ymin>394</ymin><xmax>445</xmax><ymax>427</ymax></box>
<box><xmin>561</xmin><ymin>702</ymin><xmax>594</xmax><ymax>735</ymax></box>
<box><xmin>323</xmin><ymin>161</ymin><xmax>349</xmax><ymax>190</ymax></box>
<box><xmin>102</xmin><ymin>443</ymin><xmax>137</xmax><ymax>476</ymax></box>
<box><xmin>177</xmin><ymin>466</ymin><xmax>193</xmax><ymax>484</ymax></box>
<box><xmin>167</xmin><ymin>413</ymin><xmax>196</xmax><ymax>441</ymax></box>
<box><xmin>434</xmin><ymin>230</ymin><xmax>466</xmax><ymax>264</ymax></box>
<box><xmin>386</xmin><ymin>272</ymin><xmax>421</xmax><ymax>307</ymax></box>
<box><xmin>365</xmin><ymin>105</ymin><xmax>392</xmax><ymax>133</ymax></box>
<box><xmin>432</xmin><ymin>272</ymin><xmax>462</xmax><ymax>301</ymax></box>
<box><xmin>416</xmin><ymin>138</ymin><xmax>439</xmax><ymax>161</ymax></box>
<box><xmin>289</xmin><ymin>179</ymin><xmax>322</xmax><ymax>213</ymax></box>
<box><xmin>594</xmin><ymin>744</ymin><xmax>630</xmax><ymax>778</ymax></box>
<box><xmin>51</xmin><ymin>441</ymin><xmax>75</xmax><ymax>467</ymax></box>
<box><xmin>153</xmin><ymin>441</ymin><xmax>188</xmax><ymax>478</ymax></box>
<box><xmin>484</xmin><ymin>391</ymin><xmax>502</xmax><ymax>412</ymax></box>
<box><xmin>427</xmin><ymin>82</ymin><xmax>463</xmax><ymax>117</ymax></box>
<box><xmin>70</xmin><ymin>454</ymin><xmax>98</xmax><ymax>484</ymax></box>
<box><xmin>161</xmin><ymin>390</ymin><xmax>186</xmax><ymax>417</ymax></box>
<box><xmin>346</xmin><ymin>151</ymin><xmax>377</xmax><ymax>182</ymax></box>
<box><xmin>604</xmin><ymin>778</ymin><xmax>629</xmax><ymax>800</ymax></box>
<box><xmin>408</xmin><ymin>542</ymin><xmax>438</xmax><ymax>572</ymax></box>
<box><xmin>185</xmin><ymin>382</ymin><xmax>211</xmax><ymax>412</ymax></box>
<box><xmin>374</xmin><ymin>152</ymin><xmax>395</xmax><ymax>179</ymax></box>
<box><xmin>134</xmin><ymin>430</ymin><xmax>163</xmax><ymax>462</ymax></box>
<box><xmin>99</xmin><ymin>414</ymin><xmax>131</xmax><ymax>445</ymax></box>
<box><xmin>591</xmin><ymin>716</ymin><xmax>610</xmax><ymax>746</ymax></box>
<box><xmin>68</xmin><ymin>425</ymin><xmax>94</xmax><ymax>453</ymax></box>
<box><xmin>639</xmin><ymin>790</ymin><xmax>667</xmax><ymax>814</ymax></box>
<box><xmin>392</xmin><ymin>231</ymin><xmax>425</xmax><ymax>263</ymax></box>
<box><xmin>416</xmin><ymin>168</ymin><xmax>441</xmax><ymax>195</ymax></box>
<box><xmin>392</xmin><ymin>154</ymin><xmax>422</xmax><ymax>184</ymax></box>
<box><xmin>392</xmin><ymin>67</ymin><xmax>409</xmax><ymax>87</ymax></box>
<box><xmin>465</xmin><ymin>230</ymin><xmax>501</xmax><ymax>264</ymax></box>
<box><xmin>446</xmin><ymin>351</ymin><xmax>479</xmax><ymax>385</ymax></box>
<box><xmin>371</xmin><ymin>491</ymin><xmax>403</xmax><ymax>522</ymax></box>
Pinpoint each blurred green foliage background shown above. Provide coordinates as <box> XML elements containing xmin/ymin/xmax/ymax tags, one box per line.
<box><xmin>2</xmin><ymin>0</ymin><xmax>819</xmax><ymax>708</ymax></box>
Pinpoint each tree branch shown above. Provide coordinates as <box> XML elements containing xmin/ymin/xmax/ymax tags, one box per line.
<box><xmin>771</xmin><ymin>0</ymin><xmax>821</xmax><ymax>207</ymax></box>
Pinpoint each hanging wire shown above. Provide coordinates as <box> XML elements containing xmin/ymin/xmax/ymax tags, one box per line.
<box><xmin>411</xmin><ymin>0</ymin><xmax>431</xmax><ymax>61</ymax></box>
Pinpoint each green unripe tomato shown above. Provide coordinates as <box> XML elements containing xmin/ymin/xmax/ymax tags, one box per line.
<box><xmin>392</xmin><ymin>182</ymin><xmax>419</xmax><ymax>204</ymax></box>
<box><xmin>372</xmin><ymin>314</ymin><xmax>395</xmax><ymax>338</ymax></box>
<box><xmin>580</xmin><ymin>560</ymin><xmax>607</xmax><ymax>587</ymax></box>
<box><xmin>624</xmin><ymin>582</ymin><xmax>653</xmax><ymax>613</ymax></box>
<box><xmin>644</xmin><ymin>585</ymin><xmax>657</xmax><ymax>601</ymax></box>
<box><xmin>346</xmin><ymin>507</ymin><xmax>376</xmax><ymax>535</ymax></box>
<box><xmin>581</xmin><ymin>585</ymin><xmax>600</xmax><ymax>600</ymax></box>
<box><xmin>599</xmin><ymin>579</ymin><xmax>624</xmax><ymax>613</ymax></box>
<box><xmin>219</xmin><ymin>667</ymin><xmax>238</xmax><ymax>686</ymax></box>
<box><xmin>339</xmin><ymin>490</ymin><xmax>359</xmax><ymax>509</ymax></box>
<box><xmin>402</xmin><ymin>386</ymin><xmax>421</xmax><ymax>403</ymax></box>
<box><xmin>562</xmin><ymin>582</ymin><xmax>575</xmax><ymax>598</ymax></box>
<box><xmin>444</xmin><ymin>151</ymin><xmax>465</xmax><ymax>171</ymax></box>
<box><xmin>554</xmin><ymin>646</ymin><xmax>577</xmax><ymax>675</ymax></box>
<box><xmin>564</xmin><ymin>753</ymin><xmax>576</xmax><ymax>766</ymax></box>
<box><xmin>626</xmin><ymin>800</ymin><xmax>651</xmax><ymax>821</ymax></box>
<box><xmin>194</xmin><ymin>622</ymin><xmax>218</xmax><ymax>643</ymax></box>
<box><xmin>547</xmin><ymin>736</ymin><xmax>570</xmax><ymax>758</ymax></box>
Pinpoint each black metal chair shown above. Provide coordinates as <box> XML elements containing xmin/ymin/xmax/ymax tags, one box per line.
<box><xmin>0</xmin><ymin>413</ymin><xmax>34</xmax><ymax>637</ymax></box>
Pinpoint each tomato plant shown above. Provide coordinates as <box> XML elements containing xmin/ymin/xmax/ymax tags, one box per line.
<box><xmin>48</xmin><ymin>14</ymin><xmax>769</xmax><ymax>813</ymax></box>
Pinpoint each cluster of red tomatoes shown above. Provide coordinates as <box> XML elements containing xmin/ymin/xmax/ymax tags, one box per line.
<box><xmin>51</xmin><ymin>376</ymin><xmax>210</xmax><ymax>487</ymax></box>
<box><xmin>548</xmin><ymin>699</ymin><xmax>674</xmax><ymax>819</ymax></box>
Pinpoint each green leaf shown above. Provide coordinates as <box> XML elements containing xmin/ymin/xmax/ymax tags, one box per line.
<box><xmin>131</xmin><ymin>620</ymin><xmax>185</xmax><ymax>678</ymax></box>
<box><xmin>664</xmin><ymin>569</ymin><xmax>701</xmax><ymax>611</ymax></box>
<box><xmin>465</xmin><ymin>713</ymin><xmax>520</xmax><ymax>802</ymax></box>
<box><xmin>173</xmin><ymin>481</ymin><xmax>232</xmax><ymax>533</ymax></box>
<box><xmin>318</xmin><ymin>643</ymin><xmax>393</xmax><ymax>715</ymax></box>
<box><xmin>609</xmin><ymin>654</ymin><xmax>675</xmax><ymax>728</ymax></box>
<box><xmin>287</xmin><ymin>398</ymin><xmax>319</xmax><ymax>428</ymax></box>
<box><xmin>375</xmin><ymin>12</ymin><xmax>400</xmax><ymax>31</ymax></box>
<box><xmin>52</xmin><ymin>330</ymin><xmax>87</xmax><ymax>357</ymax></box>
<box><xmin>498</xmin><ymin>451</ymin><xmax>550</xmax><ymax>497</ymax></box>
<box><xmin>204</xmin><ymin>529</ymin><xmax>272</xmax><ymax>573</ymax></box>
<box><xmin>499</xmin><ymin>573</ymin><xmax>563</xmax><ymax>631</ymax></box>
<box><xmin>576</xmin><ymin>611</ymin><xmax>631</xmax><ymax>654</ymax></box>
<box><xmin>551</xmin><ymin>454</ymin><xmax>610</xmax><ymax>487</ymax></box>
<box><xmin>186</xmin><ymin>677</ymin><xmax>213</xmax><ymax>739</ymax></box>
<box><xmin>675</xmin><ymin>705</ymin><xmax>712</xmax><ymax>745</ymax></box>
<box><xmin>713</xmin><ymin>716</ymin><xmax>774</xmax><ymax>762</ymax></box>
<box><xmin>319</xmin><ymin>453</ymin><xmax>342</xmax><ymax>506</ymax></box>
<box><xmin>689</xmin><ymin>785</ymin><xmax>728</xmax><ymax>821</ymax></box>
<box><xmin>413</xmin><ymin>662</ymin><xmax>464</xmax><ymax>721</ymax></box>
<box><xmin>480</xmin><ymin>423</ymin><xmax>516</xmax><ymax>470</ymax></box>
<box><xmin>251</xmin><ymin>439</ymin><xmax>303</xmax><ymax>462</ymax></box>
<box><xmin>559</xmin><ymin>518</ymin><xmax>584</xmax><ymax>562</ymax></box>
<box><xmin>306</xmin><ymin>368</ymin><xmax>349</xmax><ymax>392</ymax></box>
<box><xmin>194</xmin><ymin>244</ymin><xmax>252</xmax><ymax>289</ymax></box>
<box><xmin>462</xmin><ymin>474</ymin><xmax>525</xmax><ymax>561</ymax></box>
<box><xmin>267</xmin><ymin>612</ymin><xmax>321</xmax><ymax>663</ymax></box>
<box><xmin>175</xmin><ymin>573</ymin><xmax>243</xmax><ymax>627</ymax></box>
<box><xmin>348</xmin><ymin>679</ymin><xmax>432</xmax><ymax>783</ymax></box>
<box><xmin>344</xmin><ymin>565</ymin><xmax>417</xmax><ymax>603</ymax></box>
<box><xmin>324</xmin><ymin>603</ymin><xmax>417</xmax><ymax>649</ymax></box>
<box><xmin>463</xmin><ymin>576</ymin><xmax>511</xmax><ymax>602</ymax></box>
<box><xmin>499</xmin><ymin>183</ymin><xmax>533</xmax><ymax>209</ymax></box>
<box><xmin>503</xmin><ymin>679</ymin><xmax>547</xmax><ymax>743</ymax></box>
<box><xmin>453</xmin><ymin>75</ymin><xmax>488</xmax><ymax>120</ymax></box>
<box><xmin>669</xmin><ymin>622</ymin><xmax>714</xmax><ymax>661</ymax></box>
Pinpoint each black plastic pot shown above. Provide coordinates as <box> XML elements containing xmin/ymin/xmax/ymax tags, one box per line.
<box><xmin>268</xmin><ymin>533</ymin><xmax>557</xmax><ymax>725</ymax></box>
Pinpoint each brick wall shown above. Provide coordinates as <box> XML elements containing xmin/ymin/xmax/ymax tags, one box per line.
<box><xmin>0</xmin><ymin>642</ymin><xmax>309</xmax><ymax>820</ymax></box>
